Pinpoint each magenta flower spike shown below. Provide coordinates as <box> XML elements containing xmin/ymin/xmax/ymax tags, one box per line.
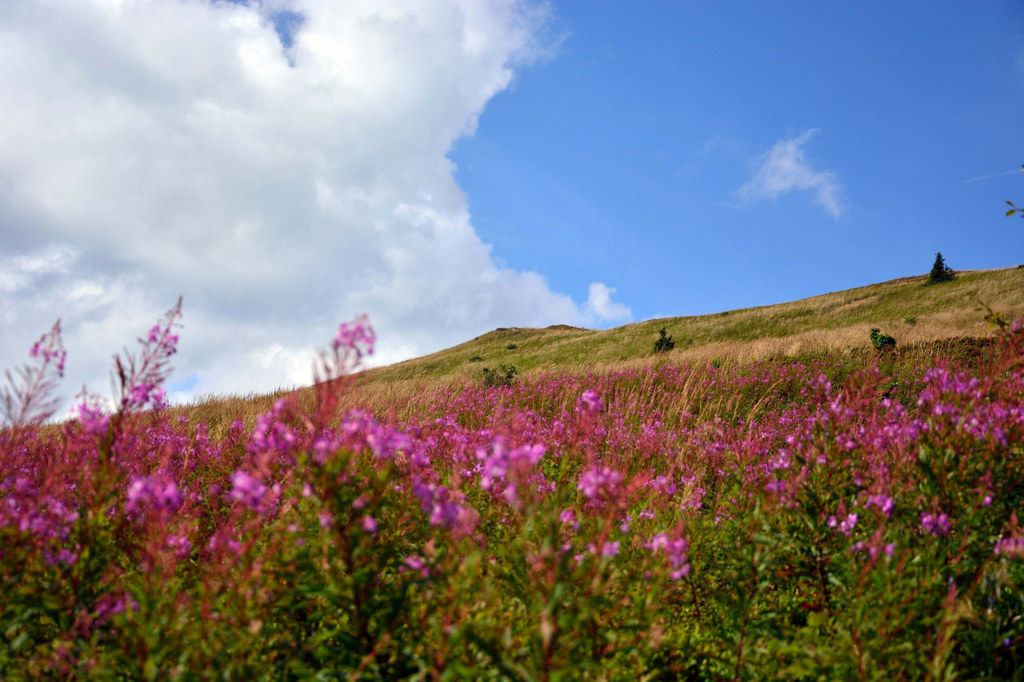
<box><xmin>2</xmin><ymin>320</ymin><xmax>66</xmax><ymax>427</ymax></box>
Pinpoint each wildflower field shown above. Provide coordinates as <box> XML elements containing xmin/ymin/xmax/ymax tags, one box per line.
<box><xmin>2</xmin><ymin>300</ymin><xmax>1023</xmax><ymax>680</ymax></box>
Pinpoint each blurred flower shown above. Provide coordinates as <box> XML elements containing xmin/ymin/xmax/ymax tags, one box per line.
<box><xmin>230</xmin><ymin>471</ymin><xmax>267</xmax><ymax>509</ymax></box>
<box><xmin>921</xmin><ymin>512</ymin><xmax>951</xmax><ymax>537</ymax></box>
<box><xmin>578</xmin><ymin>465</ymin><xmax>622</xmax><ymax>502</ymax></box>
<box><xmin>576</xmin><ymin>388</ymin><xmax>604</xmax><ymax>414</ymax></box>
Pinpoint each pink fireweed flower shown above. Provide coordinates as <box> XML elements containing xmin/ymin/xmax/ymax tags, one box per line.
<box><xmin>921</xmin><ymin>512</ymin><xmax>951</xmax><ymax>537</ymax></box>
<box><xmin>577</xmin><ymin>465</ymin><xmax>622</xmax><ymax>502</ymax></box>
<box><xmin>403</xmin><ymin>554</ymin><xmax>429</xmax><ymax>577</ymax></box>
<box><xmin>851</xmin><ymin>540</ymin><xmax>896</xmax><ymax>561</ymax></box>
<box><xmin>476</xmin><ymin>440</ymin><xmax>545</xmax><ymax>507</ymax></box>
<box><xmin>995</xmin><ymin>535</ymin><xmax>1024</xmax><ymax>558</ymax></box>
<box><xmin>361</xmin><ymin>516</ymin><xmax>378</xmax><ymax>534</ymax></box>
<box><xmin>334</xmin><ymin>314</ymin><xmax>376</xmax><ymax>357</ymax></box>
<box><xmin>559</xmin><ymin>508</ymin><xmax>580</xmax><ymax>530</ymax></box>
<box><xmin>43</xmin><ymin>547</ymin><xmax>79</xmax><ymax>567</ymax></box>
<box><xmin>3</xmin><ymin>320</ymin><xmax>66</xmax><ymax>427</ymax></box>
<box><xmin>72</xmin><ymin>392</ymin><xmax>110</xmax><ymax>436</ymax></box>
<box><xmin>126</xmin><ymin>476</ymin><xmax>182</xmax><ymax>515</ymax></box>
<box><xmin>576</xmin><ymin>388</ymin><xmax>604</xmax><ymax>414</ymax></box>
<box><xmin>230</xmin><ymin>471</ymin><xmax>267</xmax><ymax>509</ymax></box>
<box><xmin>165</xmin><ymin>534</ymin><xmax>191</xmax><ymax>560</ymax></box>
<box><xmin>127</xmin><ymin>383</ymin><xmax>165</xmax><ymax>410</ymax></box>
<box><xmin>207</xmin><ymin>531</ymin><xmax>243</xmax><ymax>557</ymax></box>
<box><xmin>866</xmin><ymin>494</ymin><xmax>895</xmax><ymax>517</ymax></box>
<box><xmin>647</xmin><ymin>533</ymin><xmax>691</xmax><ymax>580</ymax></box>
<box><xmin>649</xmin><ymin>475</ymin><xmax>677</xmax><ymax>495</ymax></box>
<box><xmin>411</xmin><ymin>476</ymin><xmax>468</xmax><ymax>529</ymax></box>
<box><xmin>827</xmin><ymin>513</ymin><xmax>858</xmax><ymax>537</ymax></box>
<box><xmin>114</xmin><ymin>297</ymin><xmax>182</xmax><ymax>411</ymax></box>
<box><xmin>850</xmin><ymin>527</ymin><xmax>896</xmax><ymax>561</ymax></box>
<box><xmin>679</xmin><ymin>476</ymin><xmax>707</xmax><ymax>511</ymax></box>
<box><xmin>249</xmin><ymin>398</ymin><xmax>299</xmax><ymax>455</ymax></box>
<box><xmin>769</xmin><ymin>449</ymin><xmax>791</xmax><ymax>471</ymax></box>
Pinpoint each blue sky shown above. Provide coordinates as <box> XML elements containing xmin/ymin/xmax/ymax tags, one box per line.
<box><xmin>1</xmin><ymin>1</ymin><xmax>1022</xmax><ymax>407</ymax></box>
<box><xmin>453</xmin><ymin>1</ymin><xmax>1024</xmax><ymax>318</ymax></box>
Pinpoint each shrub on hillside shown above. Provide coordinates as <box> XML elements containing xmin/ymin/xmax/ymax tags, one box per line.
<box><xmin>481</xmin><ymin>363</ymin><xmax>518</xmax><ymax>388</ymax></box>
<box><xmin>653</xmin><ymin>327</ymin><xmax>675</xmax><ymax>353</ymax></box>
<box><xmin>928</xmin><ymin>252</ymin><xmax>956</xmax><ymax>284</ymax></box>
<box><xmin>870</xmin><ymin>328</ymin><xmax>896</xmax><ymax>350</ymax></box>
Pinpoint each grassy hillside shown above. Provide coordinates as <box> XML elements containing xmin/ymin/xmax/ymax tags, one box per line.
<box><xmin>185</xmin><ymin>266</ymin><xmax>1024</xmax><ymax>430</ymax></box>
<box><xmin>365</xmin><ymin>267</ymin><xmax>1024</xmax><ymax>385</ymax></box>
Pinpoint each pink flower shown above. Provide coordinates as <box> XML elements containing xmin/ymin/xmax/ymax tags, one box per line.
<box><xmin>647</xmin><ymin>533</ymin><xmax>691</xmax><ymax>580</ymax></box>
<box><xmin>559</xmin><ymin>508</ymin><xmax>580</xmax><ymax>530</ymax></box>
<box><xmin>126</xmin><ymin>476</ymin><xmax>182</xmax><ymax>514</ymax></box>
<box><xmin>230</xmin><ymin>471</ymin><xmax>267</xmax><ymax>509</ymax></box>
<box><xmin>333</xmin><ymin>314</ymin><xmax>376</xmax><ymax>363</ymax></box>
<box><xmin>578</xmin><ymin>466</ymin><xmax>622</xmax><ymax>501</ymax></box>
<box><xmin>921</xmin><ymin>512</ymin><xmax>951</xmax><ymax>537</ymax></box>
<box><xmin>576</xmin><ymin>389</ymin><xmax>604</xmax><ymax>414</ymax></box>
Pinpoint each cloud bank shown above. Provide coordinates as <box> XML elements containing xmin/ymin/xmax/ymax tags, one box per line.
<box><xmin>584</xmin><ymin>282</ymin><xmax>631</xmax><ymax>323</ymax></box>
<box><xmin>735</xmin><ymin>129</ymin><xmax>844</xmax><ymax>219</ymax></box>
<box><xmin>0</xmin><ymin>0</ymin><xmax>629</xmax><ymax>407</ymax></box>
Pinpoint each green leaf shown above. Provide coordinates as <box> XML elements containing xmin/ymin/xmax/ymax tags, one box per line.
<box><xmin>807</xmin><ymin>610</ymin><xmax>829</xmax><ymax>628</ymax></box>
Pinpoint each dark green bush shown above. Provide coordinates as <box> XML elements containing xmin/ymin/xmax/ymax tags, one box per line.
<box><xmin>482</xmin><ymin>363</ymin><xmax>518</xmax><ymax>388</ymax></box>
<box><xmin>468</xmin><ymin>355</ymin><xmax>484</xmax><ymax>362</ymax></box>
<box><xmin>653</xmin><ymin>328</ymin><xmax>675</xmax><ymax>354</ymax></box>
<box><xmin>870</xmin><ymin>328</ymin><xmax>896</xmax><ymax>350</ymax></box>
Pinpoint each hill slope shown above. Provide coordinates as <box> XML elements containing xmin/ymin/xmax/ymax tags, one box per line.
<box><xmin>364</xmin><ymin>267</ymin><xmax>1024</xmax><ymax>382</ymax></box>
<box><xmin>188</xmin><ymin>266</ymin><xmax>1024</xmax><ymax>427</ymax></box>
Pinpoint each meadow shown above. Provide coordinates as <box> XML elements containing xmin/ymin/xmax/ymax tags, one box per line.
<box><xmin>2</xmin><ymin>269</ymin><xmax>1023</xmax><ymax>680</ymax></box>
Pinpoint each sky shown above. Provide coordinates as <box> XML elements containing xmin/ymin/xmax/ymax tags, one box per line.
<box><xmin>1</xmin><ymin>0</ymin><xmax>1023</xmax><ymax>411</ymax></box>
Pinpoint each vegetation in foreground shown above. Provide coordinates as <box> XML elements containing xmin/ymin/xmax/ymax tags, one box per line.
<box><xmin>2</xmin><ymin>297</ymin><xmax>1023</xmax><ymax>680</ymax></box>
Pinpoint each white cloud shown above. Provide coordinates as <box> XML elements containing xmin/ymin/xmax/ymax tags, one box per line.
<box><xmin>585</xmin><ymin>282</ymin><xmax>631</xmax><ymax>324</ymax></box>
<box><xmin>735</xmin><ymin>129</ymin><xmax>844</xmax><ymax>219</ymax></box>
<box><xmin>0</xmin><ymin>245</ymin><xmax>76</xmax><ymax>294</ymax></box>
<box><xmin>0</xmin><ymin>0</ymin><xmax>625</xmax><ymax>408</ymax></box>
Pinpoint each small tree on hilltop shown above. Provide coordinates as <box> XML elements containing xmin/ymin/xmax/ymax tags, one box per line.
<box><xmin>928</xmin><ymin>252</ymin><xmax>955</xmax><ymax>284</ymax></box>
<box><xmin>653</xmin><ymin>328</ymin><xmax>675</xmax><ymax>353</ymax></box>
